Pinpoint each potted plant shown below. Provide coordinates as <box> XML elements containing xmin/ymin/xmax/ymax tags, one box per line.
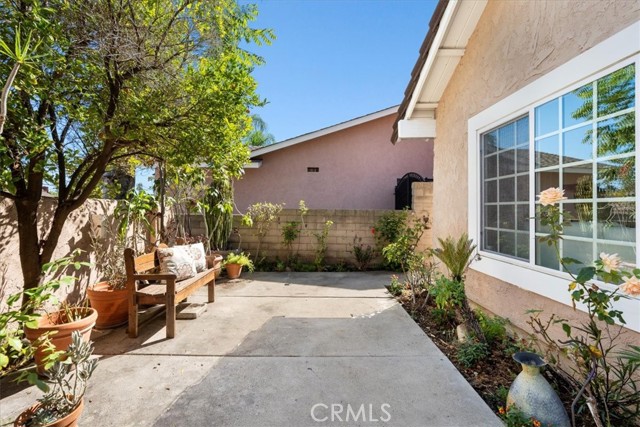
<box><xmin>14</xmin><ymin>331</ymin><xmax>97</xmax><ymax>427</ymax></box>
<box><xmin>223</xmin><ymin>252</ymin><xmax>254</xmax><ymax>279</ymax></box>
<box><xmin>86</xmin><ymin>219</ymin><xmax>129</xmax><ymax>329</ymax></box>
<box><xmin>23</xmin><ymin>252</ymin><xmax>97</xmax><ymax>373</ymax></box>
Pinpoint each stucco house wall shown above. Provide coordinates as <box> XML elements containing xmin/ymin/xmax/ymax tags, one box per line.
<box><xmin>234</xmin><ymin>113</ymin><xmax>433</xmax><ymax>211</ymax></box>
<box><xmin>433</xmin><ymin>0</ymin><xmax>640</xmax><ymax>340</ymax></box>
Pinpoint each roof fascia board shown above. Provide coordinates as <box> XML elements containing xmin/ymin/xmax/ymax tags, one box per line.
<box><xmin>250</xmin><ymin>106</ymin><xmax>398</xmax><ymax>157</ymax></box>
<box><xmin>404</xmin><ymin>0</ymin><xmax>459</xmax><ymax>119</ymax></box>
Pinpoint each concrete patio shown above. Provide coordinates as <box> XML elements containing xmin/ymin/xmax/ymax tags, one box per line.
<box><xmin>0</xmin><ymin>272</ymin><xmax>501</xmax><ymax>427</ymax></box>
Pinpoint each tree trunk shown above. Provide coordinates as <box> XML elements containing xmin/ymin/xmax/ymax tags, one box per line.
<box><xmin>15</xmin><ymin>198</ymin><xmax>44</xmax><ymax>307</ymax></box>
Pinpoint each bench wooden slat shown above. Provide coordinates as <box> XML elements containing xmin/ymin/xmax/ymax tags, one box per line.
<box><xmin>135</xmin><ymin>252</ymin><xmax>156</xmax><ymax>273</ymax></box>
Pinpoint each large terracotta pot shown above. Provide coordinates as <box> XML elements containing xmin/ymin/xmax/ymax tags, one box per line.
<box><xmin>87</xmin><ymin>281</ymin><xmax>128</xmax><ymax>329</ymax></box>
<box><xmin>14</xmin><ymin>398</ymin><xmax>84</xmax><ymax>427</ymax></box>
<box><xmin>25</xmin><ymin>308</ymin><xmax>97</xmax><ymax>373</ymax></box>
<box><xmin>225</xmin><ymin>263</ymin><xmax>243</xmax><ymax>279</ymax></box>
<box><xmin>206</xmin><ymin>254</ymin><xmax>224</xmax><ymax>278</ymax></box>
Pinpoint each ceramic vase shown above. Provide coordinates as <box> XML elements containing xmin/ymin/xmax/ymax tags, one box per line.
<box><xmin>507</xmin><ymin>352</ymin><xmax>570</xmax><ymax>427</ymax></box>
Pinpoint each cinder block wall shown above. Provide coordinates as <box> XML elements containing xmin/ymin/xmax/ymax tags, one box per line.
<box><xmin>189</xmin><ymin>186</ymin><xmax>434</xmax><ymax>266</ymax></box>
<box><xmin>225</xmin><ymin>209</ymin><xmax>392</xmax><ymax>265</ymax></box>
<box><xmin>412</xmin><ymin>181</ymin><xmax>433</xmax><ymax>251</ymax></box>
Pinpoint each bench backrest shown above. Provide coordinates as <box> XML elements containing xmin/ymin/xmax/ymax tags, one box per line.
<box><xmin>124</xmin><ymin>247</ymin><xmax>160</xmax><ymax>276</ymax></box>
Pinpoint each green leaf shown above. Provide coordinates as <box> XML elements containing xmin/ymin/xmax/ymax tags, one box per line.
<box><xmin>0</xmin><ymin>354</ymin><xmax>9</xmax><ymax>369</ymax></box>
<box><xmin>576</xmin><ymin>267</ymin><xmax>596</xmax><ymax>284</ymax></box>
<box><xmin>561</xmin><ymin>257</ymin><xmax>582</xmax><ymax>265</ymax></box>
<box><xmin>6</xmin><ymin>337</ymin><xmax>22</xmax><ymax>351</ymax></box>
<box><xmin>562</xmin><ymin>323</ymin><xmax>571</xmax><ymax>337</ymax></box>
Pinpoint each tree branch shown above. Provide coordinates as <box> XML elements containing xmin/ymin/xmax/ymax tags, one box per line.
<box><xmin>0</xmin><ymin>62</ymin><xmax>20</xmax><ymax>135</ymax></box>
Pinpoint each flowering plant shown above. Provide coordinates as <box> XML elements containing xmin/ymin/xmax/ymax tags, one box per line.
<box><xmin>532</xmin><ymin>187</ymin><xmax>640</xmax><ymax>426</ymax></box>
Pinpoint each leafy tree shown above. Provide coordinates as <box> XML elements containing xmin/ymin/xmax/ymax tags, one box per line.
<box><xmin>0</xmin><ymin>0</ymin><xmax>273</xmax><ymax>303</ymax></box>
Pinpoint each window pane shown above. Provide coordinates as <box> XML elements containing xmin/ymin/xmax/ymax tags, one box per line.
<box><xmin>597</xmin><ymin>243</ymin><xmax>636</xmax><ymax>266</ymax></box>
<box><xmin>516</xmin><ymin>147</ymin><xmax>529</xmax><ymax>173</ymax></box>
<box><xmin>563</xmin><ymin>239</ymin><xmax>593</xmax><ymax>274</ymax></box>
<box><xmin>516</xmin><ymin>204</ymin><xmax>529</xmax><ymax>231</ymax></box>
<box><xmin>499</xmin><ymin>231</ymin><xmax>516</xmax><ymax>256</ymax></box>
<box><xmin>516</xmin><ymin>117</ymin><xmax>529</xmax><ymax>145</ymax></box>
<box><xmin>536</xmin><ymin>241</ymin><xmax>559</xmax><ymax>270</ymax></box>
<box><xmin>597</xmin><ymin>157</ymin><xmax>635</xmax><ymax>198</ymax></box>
<box><xmin>563</xmin><ymin>84</ymin><xmax>593</xmax><ymax>127</ymax></box>
<box><xmin>597</xmin><ymin>64</ymin><xmax>635</xmax><ymax>117</ymax></box>
<box><xmin>516</xmin><ymin>233</ymin><xmax>530</xmax><ymax>260</ymax></box>
<box><xmin>485</xmin><ymin>205</ymin><xmax>497</xmax><ymax>228</ymax></box>
<box><xmin>535</xmin><ymin>134</ymin><xmax>559</xmax><ymax>168</ymax></box>
<box><xmin>498</xmin><ymin>122</ymin><xmax>516</xmax><ymax>150</ymax></box>
<box><xmin>563</xmin><ymin>125</ymin><xmax>592</xmax><ymax>164</ymax></box>
<box><xmin>484</xmin><ymin>131</ymin><xmax>498</xmax><ymax>155</ymax></box>
<box><xmin>481</xmin><ymin>116</ymin><xmax>531</xmax><ymax>261</ymax></box>
<box><xmin>499</xmin><ymin>204</ymin><xmax>515</xmax><ymax>229</ymax></box>
<box><xmin>485</xmin><ymin>229</ymin><xmax>498</xmax><ymax>252</ymax></box>
<box><xmin>597</xmin><ymin>112</ymin><xmax>635</xmax><ymax>157</ymax></box>
<box><xmin>484</xmin><ymin>180</ymin><xmax>497</xmax><ymax>203</ymax></box>
<box><xmin>498</xmin><ymin>151</ymin><xmax>515</xmax><ymax>176</ymax></box>
<box><xmin>563</xmin><ymin>202</ymin><xmax>593</xmax><ymax>238</ymax></box>
<box><xmin>516</xmin><ymin>175</ymin><xmax>529</xmax><ymax>202</ymax></box>
<box><xmin>563</xmin><ymin>164</ymin><xmax>593</xmax><ymax>199</ymax></box>
<box><xmin>484</xmin><ymin>155</ymin><xmax>497</xmax><ymax>179</ymax></box>
<box><xmin>535</xmin><ymin>98</ymin><xmax>559</xmax><ymax>136</ymax></box>
<box><xmin>499</xmin><ymin>177</ymin><xmax>515</xmax><ymax>202</ymax></box>
<box><xmin>597</xmin><ymin>202</ymin><xmax>635</xmax><ymax>243</ymax></box>
<box><xmin>535</xmin><ymin>170</ymin><xmax>559</xmax><ymax>194</ymax></box>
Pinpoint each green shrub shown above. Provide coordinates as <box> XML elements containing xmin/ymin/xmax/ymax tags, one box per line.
<box><xmin>498</xmin><ymin>404</ymin><xmax>542</xmax><ymax>427</ymax></box>
<box><xmin>387</xmin><ymin>275</ymin><xmax>404</xmax><ymax>296</ymax></box>
<box><xmin>476</xmin><ymin>310</ymin><xmax>508</xmax><ymax>345</ymax></box>
<box><xmin>456</xmin><ymin>339</ymin><xmax>489</xmax><ymax>368</ymax></box>
<box><xmin>373</xmin><ymin>210</ymin><xmax>408</xmax><ymax>249</ymax></box>
<box><xmin>431</xmin><ymin>307</ymin><xmax>455</xmax><ymax>327</ymax></box>
<box><xmin>431</xmin><ymin>275</ymin><xmax>465</xmax><ymax>312</ymax></box>
<box><xmin>313</xmin><ymin>220</ymin><xmax>333</xmax><ymax>270</ymax></box>
<box><xmin>350</xmin><ymin>236</ymin><xmax>375</xmax><ymax>271</ymax></box>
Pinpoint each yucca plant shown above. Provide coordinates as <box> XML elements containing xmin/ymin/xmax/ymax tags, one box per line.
<box><xmin>433</xmin><ymin>233</ymin><xmax>476</xmax><ymax>282</ymax></box>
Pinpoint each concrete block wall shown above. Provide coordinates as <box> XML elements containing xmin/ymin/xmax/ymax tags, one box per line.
<box><xmin>412</xmin><ymin>181</ymin><xmax>434</xmax><ymax>251</ymax></box>
<box><xmin>226</xmin><ymin>209</ymin><xmax>393</xmax><ymax>265</ymax></box>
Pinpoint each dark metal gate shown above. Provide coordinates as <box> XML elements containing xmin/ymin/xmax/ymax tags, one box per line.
<box><xmin>395</xmin><ymin>172</ymin><xmax>430</xmax><ymax>210</ymax></box>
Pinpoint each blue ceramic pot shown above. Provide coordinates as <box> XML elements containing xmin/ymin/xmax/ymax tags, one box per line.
<box><xmin>507</xmin><ymin>352</ymin><xmax>570</xmax><ymax>427</ymax></box>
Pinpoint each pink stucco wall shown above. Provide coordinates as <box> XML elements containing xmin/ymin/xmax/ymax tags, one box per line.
<box><xmin>234</xmin><ymin>114</ymin><xmax>433</xmax><ymax>211</ymax></box>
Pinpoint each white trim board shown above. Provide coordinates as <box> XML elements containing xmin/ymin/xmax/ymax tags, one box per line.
<box><xmin>466</xmin><ymin>21</ymin><xmax>640</xmax><ymax>332</ymax></box>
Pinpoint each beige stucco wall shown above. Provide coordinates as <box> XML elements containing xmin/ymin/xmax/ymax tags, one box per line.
<box><xmin>433</xmin><ymin>1</ymin><xmax>640</xmax><ymax>341</ymax></box>
<box><xmin>0</xmin><ymin>197</ymin><xmax>121</xmax><ymax>309</ymax></box>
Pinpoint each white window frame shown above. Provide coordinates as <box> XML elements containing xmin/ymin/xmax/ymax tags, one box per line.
<box><xmin>467</xmin><ymin>22</ymin><xmax>640</xmax><ymax>332</ymax></box>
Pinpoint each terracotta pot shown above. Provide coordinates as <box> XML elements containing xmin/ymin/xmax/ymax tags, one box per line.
<box><xmin>25</xmin><ymin>308</ymin><xmax>97</xmax><ymax>373</ymax></box>
<box><xmin>206</xmin><ymin>254</ymin><xmax>224</xmax><ymax>278</ymax></box>
<box><xmin>14</xmin><ymin>398</ymin><xmax>84</xmax><ymax>427</ymax></box>
<box><xmin>225</xmin><ymin>263</ymin><xmax>243</xmax><ymax>279</ymax></box>
<box><xmin>87</xmin><ymin>281</ymin><xmax>129</xmax><ymax>329</ymax></box>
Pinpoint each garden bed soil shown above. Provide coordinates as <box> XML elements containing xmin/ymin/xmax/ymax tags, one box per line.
<box><xmin>395</xmin><ymin>290</ymin><xmax>596</xmax><ymax>427</ymax></box>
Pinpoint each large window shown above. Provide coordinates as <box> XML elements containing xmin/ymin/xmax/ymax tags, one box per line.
<box><xmin>480</xmin><ymin>64</ymin><xmax>636</xmax><ymax>270</ymax></box>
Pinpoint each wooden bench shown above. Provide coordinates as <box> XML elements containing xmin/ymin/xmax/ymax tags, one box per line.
<box><xmin>124</xmin><ymin>247</ymin><xmax>216</xmax><ymax>339</ymax></box>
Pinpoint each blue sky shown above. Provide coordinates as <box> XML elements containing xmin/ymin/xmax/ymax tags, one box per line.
<box><xmin>244</xmin><ymin>0</ymin><xmax>437</xmax><ymax>142</ymax></box>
